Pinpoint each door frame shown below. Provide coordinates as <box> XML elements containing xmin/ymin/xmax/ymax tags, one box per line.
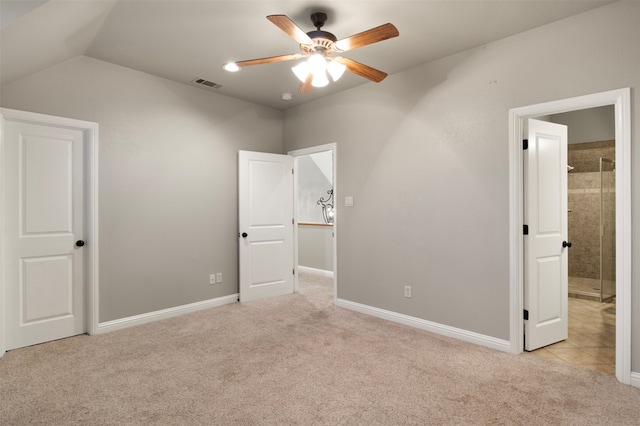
<box><xmin>508</xmin><ymin>88</ymin><xmax>631</xmax><ymax>384</ymax></box>
<box><xmin>288</xmin><ymin>143</ymin><xmax>338</xmax><ymax>303</ymax></box>
<box><xmin>0</xmin><ymin>108</ymin><xmax>99</xmax><ymax>356</ymax></box>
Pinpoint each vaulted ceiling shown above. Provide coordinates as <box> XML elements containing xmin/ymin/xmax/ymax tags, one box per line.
<box><xmin>0</xmin><ymin>0</ymin><xmax>614</xmax><ymax>110</ymax></box>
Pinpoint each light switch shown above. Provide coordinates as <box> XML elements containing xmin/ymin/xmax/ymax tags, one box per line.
<box><xmin>345</xmin><ymin>196</ymin><xmax>354</xmax><ymax>207</ymax></box>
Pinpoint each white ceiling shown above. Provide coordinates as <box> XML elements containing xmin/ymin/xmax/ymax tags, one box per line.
<box><xmin>0</xmin><ymin>0</ymin><xmax>614</xmax><ymax>110</ymax></box>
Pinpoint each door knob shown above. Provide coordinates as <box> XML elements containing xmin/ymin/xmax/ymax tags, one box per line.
<box><xmin>75</xmin><ymin>240</ymin><xmax>85</xmax><ymax>247</ymax></box>
<box><xmin>241</xmin><ymin>232</ymin><xmax>248</xmax><ymax>238</ymax></box>
<box><xmin>562</xmin><ymin>241</ymin><xmax>572</xmax><ymax>248</ymax></box>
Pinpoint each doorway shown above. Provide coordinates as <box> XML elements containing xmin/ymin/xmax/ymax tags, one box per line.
<box><xmin>528</xmin><ymin>107</ymin><xmax>616</xmax><ymax>374</ymax></box>
<box><xmin>237</xmin><ymin>144</ymin><xmax>337</xmax><ymax>303</ymax></box>
<box><xmin>508</xmin><ymin>88</ymin><xmax>631</xmax><ymax>384</ymax></box>
<box><xmin>548</xmin><ymin>106</ymin><xmax>616</xmax><ymax>303</ymax></box>
<box><xmin>288</xmin><ymin>143</ymin><xmax>337</xmax><ymax>302</ymax></box>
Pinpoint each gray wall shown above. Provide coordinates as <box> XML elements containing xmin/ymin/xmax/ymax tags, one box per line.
<box><xmin>551</xmin><ymin>105</ymin><xmax>615</xmax><ymax>144</ymax></box>
<box><xmin>283</xmin><ymin>1</ymin><xmax>640</xmax><ymax>369</ymax></box>
<box><xmin>0</xmin><ymin>56</ymin><xmax>283</xmax><ymax>322</ymax></box>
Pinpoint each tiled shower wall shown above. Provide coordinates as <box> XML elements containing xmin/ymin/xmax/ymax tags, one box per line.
<box><xmin>567</xmin><ymin>140</ymin><xmax>615</xmax><ymax>280</ymax></box>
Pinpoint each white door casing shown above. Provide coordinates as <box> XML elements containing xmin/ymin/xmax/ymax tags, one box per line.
<box><xmin>238</xmin><ymin>151</ymin><xmax>294</xmax><ymax>302</ymax></box>
<box><xmin>0</xmin><ymin>108</ymin><xmax>99</xmax><ymax>356</ymax></box>
<box><xmin>524</xmin><ymin>119</ymin><xmax>568</xmax><ymax>351</ymax></box>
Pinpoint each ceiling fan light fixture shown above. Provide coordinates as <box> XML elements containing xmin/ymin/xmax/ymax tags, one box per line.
<box><xmin>223</xmin><ymin>62</ymin><xmax>240</xmax><ymax>72</ymax></box>
<box><xmin>293</xmin><ymin>53</ymin><xmax>334</xmax><ymax>87</ymax></box>
<box><xmin>327</xmin><ymin>59</ymin><xmax>346</xmax><ymax>82</ymax></box>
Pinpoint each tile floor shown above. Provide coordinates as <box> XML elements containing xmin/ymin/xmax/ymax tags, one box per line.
<box><xmin>568</xmin><ymin>275</ymin><xmax>615</xmax><ymax>302</ymax></box>
<box><xmin>530</xmin><ymin>296</ymin><xmax>616</xmax><ymax>375</ymax></box>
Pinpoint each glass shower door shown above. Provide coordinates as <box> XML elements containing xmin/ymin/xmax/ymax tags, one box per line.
<box><xmin>600</xmin><ymin>158</ymin><xmax>616</xmax><ymax>301</ymax></box>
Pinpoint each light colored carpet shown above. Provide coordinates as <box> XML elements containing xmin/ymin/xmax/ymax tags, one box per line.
<box><xmin>1</xmin><ymin>273</ymin><xmax>639</xmax><ymax>425</ymax></box>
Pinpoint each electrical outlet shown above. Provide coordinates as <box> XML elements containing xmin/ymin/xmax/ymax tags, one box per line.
<box><xmin>209</xmin><ymin>274</ymin><xmax>216</xmax><ymax>285</ymax></box>
<box><xmin>216</xmin><ymin>272</ymin><xmax>222</xmax><ymax>283</ymax></box>
<box><xmin>404</xmin><ymin>285</ymin><xmax>412</xmax><ymax>298</ymax></box>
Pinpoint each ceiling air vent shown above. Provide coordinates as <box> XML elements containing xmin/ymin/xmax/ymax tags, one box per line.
<box><xmin>191</xmin><ymin>78</ymin><xmax>223</xmax><ymax>90</ymax></box>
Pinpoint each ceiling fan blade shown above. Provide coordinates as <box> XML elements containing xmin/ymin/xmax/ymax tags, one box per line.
<box><xmin>235</xmin><ymin>53</ymin><xmax>303</xmax><ymax>68</ymax></box>
<box><xmin>299</xmin><ymin>73</ymin><xmax>313</xmax><ymax>93</ymax></box>
<box><xmin>334</xmin><ymin>23</ymin><xmax>399</xmax><ymax>52</ymax></box>
<box><xmin>267</xmin><ymin>15</ymin><xmax>314</xmax><ymax>46</ymax></box>
<box><xmin>333</xmin><ymin>56</ymin><xmax>388</xmax><ymax>83</ymax></box>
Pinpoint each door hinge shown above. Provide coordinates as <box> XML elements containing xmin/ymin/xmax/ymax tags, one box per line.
<box><xmin>292</xmin><ymin>168</ymin><xmax>294</xmax><ymax>174</ymax></box>
<box><xmin>523</xmin><ymin>139</ymin><xmax>528</xmax><ymax>150</ymax></box>
<box><xmin>292</xmin><ymin>218</ymin><xmax>294</xmax><ymax>225</ymax></box>
<box><xmin>523</xmin><ymin>224</ymin><xmax>529</xmax><ymax>235</ymax></box>
<box><xmin>523</xmin><ymin>309</ymin><xmax>529</xmax><ymax>320</ymax></box>
<box><xmin>293</xmin><ymin>268</ymin><xmax>295</xmax><ymax>275</ymax></box>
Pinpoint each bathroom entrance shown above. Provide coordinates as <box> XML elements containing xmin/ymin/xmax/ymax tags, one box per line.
<box><xmin>547</xmin><ymin>106</ymin><xmax>616</xmax><ymax>303</ymax></box>
<box><xmin>509</xmin><ymin>88</ymin><xmax>631</xmax><ymax>384</ymax></box>
<box><xmin>529</xmin><ymin>106</ymin><xmax>617</xmax><ymax>374</ymax></box>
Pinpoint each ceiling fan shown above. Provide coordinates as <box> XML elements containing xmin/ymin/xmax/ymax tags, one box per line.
<box><xmin>223</xmin><ymin>13</ymin><xmax>399</xmax><ymax>93</ymax></box>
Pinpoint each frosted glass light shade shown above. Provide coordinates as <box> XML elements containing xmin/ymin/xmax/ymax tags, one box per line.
<box><xmin>311</xmin><ymin>72</ymin><xmax>329</xmax><ymax>87</ymax></box>
<box><xmin>327</xmin><ymin>60</ymin><xmax>346</xmax><ymax>81</ymax></box>
<box><xmin>292</xmin><ymin>62</ymin><xmax>310</xmax><ymax>83</ymax></box>
<box><xmin>307</xmin><ymin>54</ymin><xmax>327</xmax><ymax>74</ymax></box>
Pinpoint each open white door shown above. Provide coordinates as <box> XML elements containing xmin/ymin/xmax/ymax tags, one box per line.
<box><xmin>238</xmin><ymin>151</ymin><xmax>294</xmax><ymax>302</ymax></box>
<box><xmin>3</xmin><ymin>121</ymin><xmax>86</xmax><ymax>350</ymax></box>
<box><xmin>524</xmin><ymin>119</ymin><xmax>568</xmax><ymax>351</ymax></box>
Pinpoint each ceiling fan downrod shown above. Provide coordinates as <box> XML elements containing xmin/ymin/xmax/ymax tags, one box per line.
<box><xmin>310</xmin><ymin>12</ymin><xmax>327</xmax><ymax>30</ymax></box>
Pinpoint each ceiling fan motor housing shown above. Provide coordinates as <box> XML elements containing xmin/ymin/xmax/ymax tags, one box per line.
<box><xmin>301</xmin><ymin>12</ymin><xmax>337</xmax><ymax>55</ymax></box>
<box><xmin>303</xmin><ymin>30</ymin><xmax>337</xmax><ymax>54</ymax></box>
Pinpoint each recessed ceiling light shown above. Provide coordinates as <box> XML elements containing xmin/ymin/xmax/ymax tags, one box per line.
<box><xmin>223</xmin><ymin>62</ymin><xmax>240</xmax><ymax>72</ymax></box>
<box><xmin>281</xmin><ymin>93</ymin><xmax>293</xmax><ymax>101</ymax></box>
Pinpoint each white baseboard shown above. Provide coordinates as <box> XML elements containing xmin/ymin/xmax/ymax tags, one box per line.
<box><xmin>298</xmin><ymin>265</ymin><xmax>334</xmax><ymax>278</ymax></box>
<box><xmin>630</xmin><ymin>372</ymin><xmax>640</xmax><ymax>389</ymax></box>
<box><xmin>336</xmin><ymin>298</ymin><xmax>511</xmax><ymax>353</ymax></box>
<box><xmin>97</xmin><ymin>294</ymin><xmax>239</xmax><ymax>334</ymax></box>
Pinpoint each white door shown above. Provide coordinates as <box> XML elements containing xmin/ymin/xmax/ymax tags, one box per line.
<box><xmin>524</xmin><ymin>119</ymin><xmax>568</xmax><ymax>351</ymax></box>
<box><xmin>3</xmin><ymin>121</ymin><xmax>86</xmax><ymax>350</ymax></box>
<box><xmin>238</xmin><ymin>151</ymin><xmax>294</xmax><ymax>302</ymax></box>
